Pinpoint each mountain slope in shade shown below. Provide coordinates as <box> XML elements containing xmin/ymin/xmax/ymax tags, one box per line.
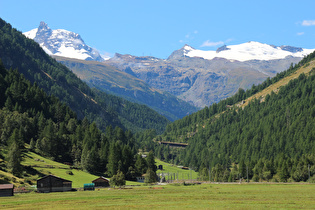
<box><xmin>23</xmin><ymin>22</ymin><xmax>105</xmax><ymax>61</ymax></box>
<box><xmin>55</xmin><ymin>56</ymin><xmax>198</xmax><ymax>121</ymax></box>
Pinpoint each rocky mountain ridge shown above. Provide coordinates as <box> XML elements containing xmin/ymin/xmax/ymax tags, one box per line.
<box><xmin>24</xmin><ymin>22</ymin><xmax>315</xmax><ymax>108</ymax></box>
<box><xmin>105</xmin><ymin>43</ymin><xmax>309</xmax><ymax>107</ymax></box>
<box><xmin>23</xmin><ymin>22</ymin><xmax>105</xmax><ymax>61</ymax></box>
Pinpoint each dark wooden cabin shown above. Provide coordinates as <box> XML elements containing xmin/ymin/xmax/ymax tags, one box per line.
<box><xmin>37</xmin><ymin>175</ymin><xmax>72</xmax><ymax>193</ymax></box>
<box><xmin>0</xmin><ymin>184</ymin><xmax>14</xmax><ymax>197</ymax></box>
<box><xmin>92</xmin><ymin>177</ymin><xmax>110</xmax><ymax>187</ymax></box>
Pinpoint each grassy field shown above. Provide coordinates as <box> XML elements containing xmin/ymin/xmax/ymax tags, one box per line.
<box><xmin>155</xmin><ymin>159</ymin><xmax>198</xmax><ymax>181</ymax></box>
<box><xmin>1</xmin><ymin>183</ymin><xmax>315</xmax><ymax>209</ymax></box>
<box><xmin>22</xmin><ymin>152</ymin><xmax>99</xmax><ymax>188</ymax></box>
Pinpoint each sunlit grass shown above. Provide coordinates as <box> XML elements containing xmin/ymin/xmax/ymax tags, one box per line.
<box><xmin>155</xmin><ymin>159</ymin><xmax>198</xmax><ymax>181</ymax></box>
<box><xmin>1</xmin><ymin>183</ymin><xmax>315</xmax><ymax>209</ymax></box>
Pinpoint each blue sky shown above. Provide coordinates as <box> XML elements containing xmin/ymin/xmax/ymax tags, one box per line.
<box><xmin>1</xmin><ymin>0</ymin><xmax>315</xmax><ymax>59</ymax></box>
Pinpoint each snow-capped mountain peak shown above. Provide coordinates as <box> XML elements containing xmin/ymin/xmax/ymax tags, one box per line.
<box><xmin>23</xmin><ymin>22</ymin><xmax>104</xmax><ymax>61</ymax></box>
<box><xmin>182</xmin><ymin>41</ymin><xmax>314</xmax><ymax>62</ymax></box>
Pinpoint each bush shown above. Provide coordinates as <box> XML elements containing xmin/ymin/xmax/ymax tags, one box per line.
<box><xmin>110</xmin><ymin>170</ymin><xmax>125</xmax><ymax>188</ymax></box>
<box><xmin>309</xmin><ymin>175</ymin><xmax>315</xmax><ymax>183</ymax></box>
<box><xmin>252</xmin><ymin>174</ymin><xmax>259</xmax><ymax>182</ymax></box>
<box><xmin>66</xmin><ymin>170</ymin><xmax>73</xmax><ymax>175</ymax></box>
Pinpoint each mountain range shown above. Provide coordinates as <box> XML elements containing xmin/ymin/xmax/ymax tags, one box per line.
<box><xmin>106</xmin><ymin>43</ymin><xmax>311</xmax><ymax>107</ymax></box>
<box><xmin>24</xmin><ymin>22</ymin><xmax>315</xmax><ymax>109</ymax></box>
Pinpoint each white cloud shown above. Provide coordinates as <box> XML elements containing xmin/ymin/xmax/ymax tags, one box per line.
<box><xmin>200</xmin><ymin>40</ymin><xmax>224</xmax><ymax>47</ymax></box>
<box><xmin>302</xmin><ymin>20</ymin><xmax>315</xmax><ymax>26</ymax></box>
<box><xmin>180</xmin><ymin>30</ymin><xmax>199</xmax><ymax>43</ymax></box>
<box><xmin>200</xmin><ymin>38</ymin><xmax>233</xmax><ymax>48</ymax></box>
<box><xmin>297</xmin><ymin>32</ymin><xmax>305</xmax><ymax>36</ymax></box>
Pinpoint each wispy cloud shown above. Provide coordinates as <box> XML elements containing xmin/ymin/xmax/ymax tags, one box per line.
<box><xmin>201</xmin><ymin>40</ymin><xmax>224</xmax><ymax>47</ymax></box>
<box><xmin>179</xmin><ymin>30</ymin><xmax>198</xmax><ymax>43</ymax></box>
<box><xmin>297</xmin><ymin>32</ymin><xmax>305</xmax><ymax>36</ymax></box>
<box><xmin>200</xmin><ymin>38</ymin><xmax>233</xmax><ymax>47</ymax></box>
<box><xmin>302</xmin><ymin>20</ymin><xmax>315</xmax><ymax>26</ymax></box>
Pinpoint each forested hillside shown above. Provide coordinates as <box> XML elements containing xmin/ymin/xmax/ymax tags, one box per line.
<box><xmin>0</xmin><ymin>61</ymin><xmax>157</xmax><ymax>183</ymax></box>
<box><xmin>156</xmin><ymin>51</ymin><xmax>315</xmax><ymax>182</ymax></box>
<box><xmin>0</xmin><ymin>18</ymin><xmax>169</xmax><ymax>134</ymax></box>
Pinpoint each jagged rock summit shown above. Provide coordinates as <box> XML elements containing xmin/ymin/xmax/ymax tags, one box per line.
<box><xmin>23</xmin><ymin>22</ymin><xmax>105</xmax><ymax>61</ymax></box>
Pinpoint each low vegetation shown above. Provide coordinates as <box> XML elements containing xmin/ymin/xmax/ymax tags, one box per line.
<box><xmin>1</xmin><ymin>184</ymin><xmax>315</xmax><ymax>209</ymax></box>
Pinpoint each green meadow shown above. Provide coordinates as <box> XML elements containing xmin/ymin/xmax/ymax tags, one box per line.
<box><xmin>155</xmin><ymin>159</ymin><xmax>198</xmax><ymax>181</ymax></box>
<box><xmin>1</xmin><ymin>183</ymin><xmax>315</xmax><ymax>209</ymax></box>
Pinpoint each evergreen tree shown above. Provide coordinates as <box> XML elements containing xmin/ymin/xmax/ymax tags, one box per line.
<box><xmin>107</xmin><ymin>142</ymin><xmax>120</xmax><ymax>177</ymax></box>
<box><xmin>146</xmin><ymin>151</ymin><xmax>157</xmax><ymax>172</ymax></box>
<box><xmin>135</xmin><ymin>154</ymin><xmax>147</xmax><ymax>175</ymax></box>
<box><xmin>6</xmin><ymin>138</ymin><xmax>22</xmax><ymax>176</ymax></box>
<box><xmin>144</xmin><ymin>168</ymin><xmax>157</xmax><ymax>184</ymax></box>
<box><xmin>29</xmin><ymin>138</ymin><xmax>35</xmax><ymax>151</ymax></box>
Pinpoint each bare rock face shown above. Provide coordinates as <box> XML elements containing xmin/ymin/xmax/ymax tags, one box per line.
<box><xmin>105</xmin><ymin>43</ymin><xmax>307</xmax><ymax>108</ymax></box>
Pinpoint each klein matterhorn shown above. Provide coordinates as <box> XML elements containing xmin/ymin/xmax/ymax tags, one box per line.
<box><xmin>24</xmin><ymin>22</ymin><xmax>105</xmax><ymax>61</ymax></box>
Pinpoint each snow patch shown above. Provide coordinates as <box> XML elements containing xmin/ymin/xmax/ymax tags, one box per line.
<box><xmin>23</xmin><ymin>28</ymin><xmax>38</xmax><ymax>39</ymax></box>
<box><xmin>185</xmin><ymin>41</ymin><xmax>315</xmax><ymax>62</ymax></box>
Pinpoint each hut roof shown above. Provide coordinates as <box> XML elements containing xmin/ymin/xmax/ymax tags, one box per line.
<box><xmin>92</xmin><ymin>176</ymin><xmax>110</xmax><ymax>183</ymax></box>
<box><xmin>0</xmin><ymin>184</ymin><xmax>14</xmax><ymax>189</ymax></box>
<box><xmin>37</xmin><ymin>174</ymin><xmax>72</xmax><ymax>183</ymax></box>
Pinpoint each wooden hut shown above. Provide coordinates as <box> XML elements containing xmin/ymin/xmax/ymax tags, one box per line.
<box><xmin>37</xmin><ymin>175</ymin><xmax>72</xmax><ymax>193</ymax></box>
<box><xmin>0</xmin><ymin>184</ymin><xmax>14</xmax><ymax>197</ymax></box>
<box><xmin>92</xmin><ymin>177</ymin><xmax>110</xmax><ymax>187</ymax></box>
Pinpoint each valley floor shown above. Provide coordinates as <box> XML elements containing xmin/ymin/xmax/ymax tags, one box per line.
<box><xmin>1</xmin><ymin>183</ymin><xmax>315</xmax><ymax>209</ymax></box>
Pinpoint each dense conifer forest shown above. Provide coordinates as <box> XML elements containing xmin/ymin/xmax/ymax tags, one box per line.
<box><xmin>0</xmin><ymin>61</ymin><xmax>158</xmax><ymax>180</ymax></box>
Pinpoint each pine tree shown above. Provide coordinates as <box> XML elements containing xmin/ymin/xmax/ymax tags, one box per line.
<box><xmin>144</xmin><ymin>168</ymin><xmax>157</xmax><ymax>184</ymax></box>
<box><xmin>29</xmin><ymin>138</ymin><xmax>35</xmax><ymax>151</ymax></box>
<box><xmin>135</xmin><ymin>154</ymin><xmax>147</xmax><ymax>175</ymax></box>
<box><xmin>146</xmin><ymin>151</ymin><xmax>157</xmax><ymax>172</ymax></box>
<box><xmin>107</xmin><ymin>143</ymin><xmax>119</xmax><ymax>177</ymax></box>
<box><xmin>6</xmin><ymin>139</ymin><xmax>22</xmax><ymax>176</ymax></box>
<box><xmin>4</xmin><ymin>96</ymin><xmax>13</xmax><ymax>111</ymax></box>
